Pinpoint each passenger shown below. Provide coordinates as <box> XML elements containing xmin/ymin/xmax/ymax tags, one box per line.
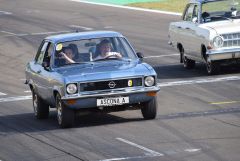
<box><xmin>94</xmin><ymin>39</ymin><xmax>122</xmax><ymax>60</ymax></box>
<box><xmin>60</xmin><ymin>47</ymin><xmax>76</xmax><ymax>64</ymax></box>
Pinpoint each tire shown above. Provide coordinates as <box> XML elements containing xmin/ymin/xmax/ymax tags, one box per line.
<box><xmin>206</xmin><ymin>58</ymin><xmax>220</xmax><ymax>75</ymax></box>
<box><xmin>32</xmin><ymin>89</ymin><xmax>49</xmax><ymax>119</ymax></box>
<box><xmin>141</xmin><ymin>96</ymin><xmax>157</xmax><ymax>120</ymax></box>
<box><xmin>183</xmin><ymin>55</ymin><xmax>195</xmax><ymax>69</ymax></box>
<box><xmin>56</xmin><ymin>93</ymin><xmax>75</xmax><ymax>128</ymax></box>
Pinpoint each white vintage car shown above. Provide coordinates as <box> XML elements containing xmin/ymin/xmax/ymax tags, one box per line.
<box><xmin>168</xmin><ymin>0</ymin><xmax>240</xmax><ymax>74</ymax></box>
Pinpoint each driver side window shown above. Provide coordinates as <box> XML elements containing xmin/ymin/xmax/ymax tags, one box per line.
<box><xmin>183</xmin><ymin>4</ymin><xmax>198</xmax><ymax>22</ymax></box>
<box><xmin>36</xmin><ymin>42</ymin><xmax>49</xmax><ymax>64</ymax></box>
<box><xmin>36</xmin><ymin>41</ymin><xmax>53</xmax><ymax>68</ymax></box>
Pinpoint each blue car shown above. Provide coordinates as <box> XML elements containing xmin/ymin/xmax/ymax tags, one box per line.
<box><xmin>25</xmin><ymin>31</ymin><xmax>160</xmax><ymax>128</ymax></box>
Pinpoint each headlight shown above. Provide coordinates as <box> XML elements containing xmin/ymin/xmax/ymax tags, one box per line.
<box><xmin>144</xmin><ymin>76</ymin><xmax>155</xmax><ymax>87</ymax></box>
<box><xmin>66</xmin><ymin>83</ymin><xmax>78</xmax><ymax>94</ymax></box>
<box><xmin>213</xmin><ymin>36</ymin><xmax>224</xmax><ymax>48</ymax></box>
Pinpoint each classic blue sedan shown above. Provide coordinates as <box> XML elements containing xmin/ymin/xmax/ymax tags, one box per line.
<box><xmin>25</xmin><ymin>31</ymin><xmax>160</xmax><ymax>128</ymax></box>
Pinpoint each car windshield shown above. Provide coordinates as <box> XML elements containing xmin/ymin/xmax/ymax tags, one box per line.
<box><xmin>53</xmin><ymin>37</ymin><xmax>137</xmax><ymax>67</ymax></box>
<box><xmin>202</xmin><ymin>0</ymin><xmax>240</xmax><ymax>22</ymax></box>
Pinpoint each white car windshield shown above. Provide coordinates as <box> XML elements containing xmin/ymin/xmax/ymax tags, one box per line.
<box><xmin>202</xmin><ymin>0</ymin><xmax>240</xmax><ymax>22</ymax></box>
<box><xmin>54</xmin><ymin>37</ymin><xmax>137</xmax><ymax>67</ymax></box>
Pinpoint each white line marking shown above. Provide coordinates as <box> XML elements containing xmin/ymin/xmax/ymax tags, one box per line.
<box><xmin>1</xmin><ymin>31</ymin><xmax>70</xmax><ymax>37</ymax></box>
<box><xmin>0</xmin><ymin>92</ymin><xmax>7</xmax><ymax>96</ymax></box>
<box><xmin>99</xmin><ymin>155</ymin><xmax>160</xmax><ymax>161</ymax></box>
<box><xmin>0</xmin><ymin>11</ymin><xmax>12</xmax><ymax>15</ymax></box>
<box><xmin>24</xmin><ymin>90</ymin><xmax>31</xmax><ymax>93</ymax></box>
<box><xmin>69</xmin><ymin>0</ymin><xmax>181</xmax><ymax>16</ymax></box>
<box><xmin>185</xmin><ymin>149</ymin><xmax>201</xmax><ymax>152</ymax></box>
<box><xmin>99</xmin><ymin>138</ymin><xmax>163</xmax><ymax>161</ymax></box>
<box><xmin>17</xmin><ymin>34</ymin><xmax>28</xmax><ymax>36</ymax></box>
<box><xmin>116</xmin><ymin>138</ymin><xmax>163</xmax><ymax>156</ymax></box>
<box><xmin>69</xmin><ymin>25</ymin><xmax>93</xmax><ymax>31</ymax></box>
<box><xmin>1</xmin><ymin>30</ymin><xmax>17</xmax><ymax>35</ymax></box>
<box><xmin>0</xmin><ymin>95</ymin><xmax>32</xmax><ymax>103</ymax></box>
<box><xmin>104</xmin><ymin>26</ymin><xmax>113</xmax><ymax>29</ymax></box>
<box><xmin>158</xmin><ymin>76</ymin><xmax>240</xmax><ymax>87</ymax></box>
<box><xmin>29</xmin><ymin>31</ymin><xmax>70</xmax><ymax>36</ymax></box>
<box><xmin>144</xmin><ymin>54</ymin><xmax>178</xmax><ymax>59</ymax></box>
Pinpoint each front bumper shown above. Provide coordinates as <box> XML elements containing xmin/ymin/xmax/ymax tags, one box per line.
<box><xmin>61</xmin><ymin>86</ymin><xmax>160</xmax><ymax>109</ymax></box>
<box><xmin>207</xmin><ymin>48</ymin><xmax>240</xmax><ymax>61</ymax></box>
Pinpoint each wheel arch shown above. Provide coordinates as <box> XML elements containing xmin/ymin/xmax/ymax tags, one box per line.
<box><xmin>201</xmin><ymin>44</ymin><xmax>207</xmax><ymax>61</ymax></box>
<box><xmin>177</xmin><ymin>43</ymin><xmax>184</xmax><ymax>63</ymax></box>
<box><xmin>29</xmin><ymin>84</ymin><xmax>34</xmax><ymax>91</ymax></box>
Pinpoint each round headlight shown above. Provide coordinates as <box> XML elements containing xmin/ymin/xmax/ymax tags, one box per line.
<box><xmin>66</xmin><ymin>83</ymin><xmax>77</xmax><ymax>94</ymax></box>
<box><xmin>213</xmin><ymin>36</ymin><xmax>224</xmax><ymax>48</ymax></box>
<box><xmin>145</xmin><ymin>76</ymin><xmax>155</xmax><ymax>87</ymax></box>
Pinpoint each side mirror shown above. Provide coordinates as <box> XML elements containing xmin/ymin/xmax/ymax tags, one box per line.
<box><xmin>42</xmin><ymin>61</ymin><xmax>50</xmax><ymax>71</ymax></box>
<box><xmin>136</xmin><ymin>52</ymin><xmax>144</xmax><ymax>59</ymax></box>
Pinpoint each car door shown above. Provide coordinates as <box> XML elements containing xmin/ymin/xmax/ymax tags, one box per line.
<box><xmin>180</xmin><ymin>3</ymin><xmax>200</xmax><ymax>59</ymax></box>
<box><xmin>32</xmin><ymin>41</ymin><xmax>54</xmax><ymax>101</ymax></box>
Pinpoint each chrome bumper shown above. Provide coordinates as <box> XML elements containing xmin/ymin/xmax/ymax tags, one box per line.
<box><xmin>207</xmin><ymin>48</ymin><xmax>240</xmax><ymax>61</ymax></box>
<box><xmin>61</xmin><ymin>86</ymin><xmax>160</xmax><ymax>100</ymax></box>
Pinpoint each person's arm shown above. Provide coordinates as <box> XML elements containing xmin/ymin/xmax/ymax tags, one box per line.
<box><xmin>60</xmin><ymin>52</ymin><xmax>75</xmax><ymax>63</ymax></box>
<box><xmin>105</xmin><ymin>52</ymin><xmax>122</xmax><ymax>58</ymax></box>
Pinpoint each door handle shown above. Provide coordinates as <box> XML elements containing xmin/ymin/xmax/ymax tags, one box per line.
<box><xmin>177</xmin><ymin>26</ymin><xmax>182</xmax><ymax>29</ymax></box>
<box><xmin>186</xmin><ymin>27</ymin><xmax>190</xmax><ymax>29</ymax></box>
<box><xmin>36</xmin><ymin>70</ymin><xmax>41</xmax><ymax>74</ymax></box>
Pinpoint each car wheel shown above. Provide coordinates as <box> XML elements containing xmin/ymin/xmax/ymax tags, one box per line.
<box><xmin>32</xmin><ymin>89</ymin><xmax>49</xmax><ymax>119</ymax></box>
<box><xmin>56</xmin><ymin>93</ymin><xmax>75</xmax><ymax>128</ymax></box>
<box><xmin>206</xmin><ymin>58</ymin><xmax>220</xmax><ymax>75</ymax></box>
<box><xmin>183</xmin><ymin>56</ymin><xmax>195</xmax><ymax>69</ymax></box>
<box><xmin>141</xmin><ymin>96</ymin><xmax>157</xmax><ymax>120</ymax></box>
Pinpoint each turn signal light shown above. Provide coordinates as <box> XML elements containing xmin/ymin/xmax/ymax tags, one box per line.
<box><xmin>146</xmin><ymin>92</ymin><xmax>157</xmax><ymax>96</ymax></box>
<box><xmin>66</xmin><ymin>99</ymin><xmax>77</xmax><ymax>105</ymax></box>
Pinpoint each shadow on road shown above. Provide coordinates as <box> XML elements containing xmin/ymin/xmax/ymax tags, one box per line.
<box><xmin>1</xmin><ymin>105</ymin><xmax>240</xmax><ymax>133</ymax></box>
<box><xmin>0</xmin><ymin>112</ymin><xmax>144</xmax><ymax>133</ymax></box>
<box><xmin>153</xmin><ymin>63</ymin><xmax>240</xmax><ymax>80</ymax></box>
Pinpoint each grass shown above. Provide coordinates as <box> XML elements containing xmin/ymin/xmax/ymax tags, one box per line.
<box><xmin>127</xmin><ymin>0</ymin><xmax>188</xmax><ymax>13</ymax></box>
<box><xmin>128</xmin><ymin>0</ymin><xmax>240</xmax><ymax>13</ymax></box>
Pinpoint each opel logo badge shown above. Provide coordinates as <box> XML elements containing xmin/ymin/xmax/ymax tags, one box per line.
<box><xmin>108</xmin><ymin>81</ymin><xmax>116</xmax><ymax>88</ymax></box>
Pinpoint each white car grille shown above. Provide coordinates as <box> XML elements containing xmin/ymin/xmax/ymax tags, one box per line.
<box><xmin>222</xmin><ymin>33</ymin><xmax>240</xmax><ymax>47</ymax></box>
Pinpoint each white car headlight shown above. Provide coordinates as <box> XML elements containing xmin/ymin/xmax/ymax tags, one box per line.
<box><xmin>145</xmin><ymin>76</ymin><xmax>155</xmax><ymax>87</ymax></box>
<box><xmin>66</xmin><ymin>83</ymin><xmax>78</xmax><ymax>94</ymax></box>
<box><xmin>213</xmin><ymin>36</ymin><xmax>224</xmax><ymax>48</ymax></box>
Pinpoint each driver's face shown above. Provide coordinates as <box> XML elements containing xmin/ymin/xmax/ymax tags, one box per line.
<box><xmin>65</xmin><ymin>49</ymin><xmax>74</xmax><ymax>58</ymax></box>
<box><xmin>100</xmin><ymin>43</ymin><xmax>111</xmax><ymax>54</ymax></box>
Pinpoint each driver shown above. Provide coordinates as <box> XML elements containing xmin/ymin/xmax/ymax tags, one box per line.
<box><xmin>94</xmin><ymin>39</ymin><xmax>122</xmax><ymax>61</ymax></box>
<box><xmin>60</xmin><ymin>47</ymin><xmax>76</xmax><ymax>64</ymax></box>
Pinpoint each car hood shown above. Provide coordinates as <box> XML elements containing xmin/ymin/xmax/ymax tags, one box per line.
<box><xmin>201</xmin><ymin>19</ymin><xmax>240</xmax><ymax>35</ymax></box>
<box><xmin>55</xmin><ymin>60</ymin><xmax>153</xmax><ymax>82</ymax></box>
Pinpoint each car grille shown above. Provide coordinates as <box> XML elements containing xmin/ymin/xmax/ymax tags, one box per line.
<box><xmin>80</xmin><ymin>78</ymin><xmax>143</xmax><ymax>92</ymax></box>
<box><xmin>221</xmin><ymin>33</ymin><xmax>240</xmax><ymax>47</ymax></box>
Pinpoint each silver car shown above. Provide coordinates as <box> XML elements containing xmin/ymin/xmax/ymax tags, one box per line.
<box><xmin>169</xmin><ymin>0</ymin><xmax>240</xmax><ymax>74</ymax></box>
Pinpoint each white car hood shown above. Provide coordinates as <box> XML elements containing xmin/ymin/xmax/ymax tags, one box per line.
<box><xmin>201</xmin><ymin>19</ymin><xmax>240</xmax><ymax>34</ymax></box>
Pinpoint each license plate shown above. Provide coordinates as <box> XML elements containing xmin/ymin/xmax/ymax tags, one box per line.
<box><xmin>97</xmin><ymin>97</ymin><xmax>129</xmax><ymax>106</ymax></box>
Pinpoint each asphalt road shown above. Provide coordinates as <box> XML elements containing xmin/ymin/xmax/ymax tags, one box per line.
<box><xmin>0</xmin><ymin>0</ymin><xmax>240</xmax><ymax>161</ymax></box>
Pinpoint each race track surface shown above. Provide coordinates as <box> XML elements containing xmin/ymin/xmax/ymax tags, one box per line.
<box><xmin>0</xmin><ymin>0</ymin><xmax>240</xmax><ymax>161</ymax></box>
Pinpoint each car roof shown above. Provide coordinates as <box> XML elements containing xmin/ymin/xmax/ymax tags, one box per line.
<box><xmin>45</xmin><ymin>31</ymin><xmax>124</xmax><ymax>43</ymax></box>
<box><xmin>189</xmin><ymin>0</ymin><xmax>227</xmax><ymax>4</ymax></box>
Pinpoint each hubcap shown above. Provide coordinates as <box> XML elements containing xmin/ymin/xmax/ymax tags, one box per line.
<box><xmin>183</xmin><ymin>56</ymin><xmax>187</xmax><ymax>67</ymax></box>
<box><xmin>206</xmin><ymin>57</ymin><xmax>212</xmax><ymax>73</ymax></box>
